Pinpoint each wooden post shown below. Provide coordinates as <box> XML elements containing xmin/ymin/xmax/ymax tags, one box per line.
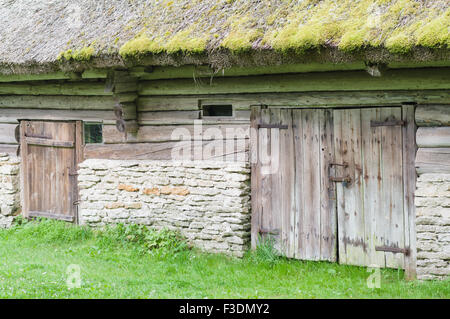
<box><xmin>250</xmin><ymin>105</ymin><xmax>261</xmax><ymax>250</ymax></box>
<box><xmin>402</xmin><ymin>104</ymin><xmax>417</xmax><ymax>280</ymax></box>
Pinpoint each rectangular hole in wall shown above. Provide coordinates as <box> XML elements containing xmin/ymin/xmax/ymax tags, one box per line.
<box><xmin>84</xmin><ymin>122</ymin><xmax>103</xmax><ymax>144</ymax></box>
<box><xmin>201</xmin><ymin>104</ymin><xmax>233</xmax><ymax>117</ymax></box>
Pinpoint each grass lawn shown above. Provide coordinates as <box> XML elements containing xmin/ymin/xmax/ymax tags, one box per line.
<box><xmin>0</xmin><ymin>219</ymin><xmax>448</xmax><ymax>299</ymax></box>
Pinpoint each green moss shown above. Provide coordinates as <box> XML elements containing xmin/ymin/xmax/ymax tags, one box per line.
<box><xmin>57</xmin><ymin>46</ymin><xmax>95</xmax><ymax>62</ymax></box>
<box><xmin>165</xmin><ymin>28</ymin><xmax>207</xmax><ymax>54</ymax></box>
<box><xmin>415</xmin><ymin>9</ymin><xmax>450</xmax><ymax>49</ymax></box>
<box><xmin>119</xmin><ymin>35</ymin><xmax>163</xmax><ymax>58</ymax></box>
<box><xmin>114</xmin><ymin>0</ymin><xmax>448</xmax><ymax>59</ymax></box>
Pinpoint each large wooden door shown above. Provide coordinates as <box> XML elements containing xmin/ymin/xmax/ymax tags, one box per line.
<box><xmin>20</xmin><ymin>121</ymin><xmax>83</xmax><ymax>222</ymax></box>
<box><xmin>334</xmin><ymin>107</ymin><xmax>406</xmax><ymax>268</ymax></box>
<box><xmin>251</xmin><ymin>106</ymin><xmax>415</xmax><ymax>269</ymax></box>
<box><xmin>251</xmin><ymin>108</ymin><xmax>337</xmax><ymax>261</ymax></box>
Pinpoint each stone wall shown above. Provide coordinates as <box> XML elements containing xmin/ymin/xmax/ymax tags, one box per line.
<box><xmin>0</xmin><ymin>153</ymin><xmax>21</xmax><ymax>228</ymax></box>
<box><xmin>415</xmin><ymin>173</ymin><xmax>450</xmax><ymax>280</ymax></box>
<box><xmin>77</xmin><ymin>159</ymin><xmax>251</xmax><ymax>256</ymax></box>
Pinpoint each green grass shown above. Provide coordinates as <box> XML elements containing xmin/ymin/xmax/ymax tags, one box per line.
<box><xmin>0</xmin><ymin>219</ymin><xmax>448</xmax><ymax>299</ymax></box>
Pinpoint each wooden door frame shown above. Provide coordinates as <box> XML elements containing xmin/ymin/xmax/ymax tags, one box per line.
<box><xmin>19</xmin><ymin>120</ymin><xmax>84</xmax><ymax>224</ymax></box>
<box><xmin>250</xmin><ymin>104</ymin><xmax>417</xmax><ymax>279</ymax></box>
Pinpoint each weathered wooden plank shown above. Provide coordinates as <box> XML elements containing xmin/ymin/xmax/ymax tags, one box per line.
<box><xmin>250</xmin><ymin>105</ymin><xmax>261</xmax><ymax>250</ymax></box>
<box><xmin>380</xmin><ymin>107</ymin><xmax>404</xmax><ymax>269</ymax></box>
<box><xmin>292</xmin><ymin>109</ymin><xmax>304</xmax><ymax>259</ymax></box>
<box><xmin>416</xmin><ymin>127</ymin><xmax>450</xmax><ymax>148</ymax></box>
<box><xmin>139</xmin><ymin>111</ymin><xmax>200</xmax><ymax>122</ymax></box>
<box><xmin>84</xmin><ymin>141</ymin><xmax>249</xmax><ymax>161</ymax></box>
<box><xmin>25</xmin><ymin>137</ymin><xmax>74</xmax><ymax>148</ymax></box>
<box><xmin>139</xmin><ymin>68</ymin><xmax>450</xmax><ymax>95</ymax></box>
<box><xmin>415</xmin><ymin>105</ymin><xmax>450</xmax><ymax>127</ymax></box>
<box><xmin>103</xmin><ymin>124</ymin><xmax>250</xmax><ymax>143</ymax></box>
<box><xmin>0</xmin><ymin>81</ymin><xmax>111</xmax><ymax>96</ymax></box>
<box><xmin>361</xmin><ymin>108</ymin><xmax>385</xmax><ymax>267</ymax></box>
<box><xmin>402</xmin><ymin>105</ymin><xmax>417</xmax><ymax>280</ymax></box>
<box><xmin>279</xmin><ymin>109</ymin><xmax>295</xmax><ymax>258</ymax></box>
<box><xmin>0</xmin><ymin>123</ymin><xmax>18</xmax><ymax>144</ymax></box>
<box><xmin>0</xmin><ymin>94</ymin><xmax>137</xmax><ymax>110</ymax></box>
<box><xmin>319</xmin><ymin>109</ymin><xmax>337</xmax><ymax>262</ymax></box>
<box><xmin>138</xmin><ymin>91</ymin><xmax>450</xmax><ymax>110</ymax></box>
<box><xmin>0</xmin><ymin>109</ymin><xmax>116</xmax><ymax>124</ymax></box>
<box><xmin>334</xmin><ymin>109</ymin><xmax>366</xmax><ymax>266</ymax></box>
<box><xmin>302</xmin><ymin>109</ymin><xmax>322</xmax><ymax>261</ymax></box>
<box><xmin>415</xmin><ymin>148</ymin><xmax>450</xmax><ymax>174</ymax></box>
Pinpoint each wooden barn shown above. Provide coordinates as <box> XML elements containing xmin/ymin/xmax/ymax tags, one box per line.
<box><xmin>0</xmin><ymin>1</ymin><xmax>449</xmax><ymax>280</ymax></box>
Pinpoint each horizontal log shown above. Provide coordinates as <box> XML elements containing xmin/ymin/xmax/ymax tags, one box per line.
<box><xmin>139</xmin><ymin>68</ymin><xmax>450</xmax><ymax>95</ymax></box>
<box><xmin>0</xmin><ymin>70</ymin><xmax>107</xmax><ymax>82</ymax></box>
<box><xmin>103</xmin><ymin>124</ymin><xmax>250</xmax><ymax>143</ymax></box>
<box><xmin>416</xmin><ymin>127</ymin><xmax>450</xmax><ymax>148</ymax></box>
<box><xmin>0</xmin><ymin>123</ymin><xmax>18</xmax><ymax>144</ymax></box>
<box><xmin>0</xmin><ymin>144</ymin><xmax>18</xmax><ymax>155</ymax></box>
<box><xmin>0</xmin><ymin>94</ymin><xmax>137</xmax><ymax>110</ymax></box>
<box><xmin>138</xmin><ymin>91</ymin><xmax>450</xmax><ymax>110</ymax></box>
<box><xmin>84</xmin><ymin>140</ymin><xmax>249</xmax><ymax>161</ymax></box>
<box><xmin>0</xmin><ymin>109</ymin><xmax>116</xmax><ymax>123</ymax></box>
<box><xmin>415</xmin><ymin>148</ymin><xmax>450</xmax><ymax>174</ymax></box>
<box><xmin>0</xmin><ymin>81</ymin><xmax>111</xmax><ymax>96</ymax></box>
<box><xmin>138</xmin><ymin>110</ymin><xmax>250</xmax><ymax>125</ymax></box>
<box><xmin>139</xmin><ymin>111</ymin><xmax>201</xmax><ymax>122</ymax></box>
<box><xmin>139</xmin><ymin>63</ymin><xmax>366</xmax><ymax>80</ymax></box>
<box><xmin>415</xmin><ymin>105</ymin><xmax>450</xmax><ymax>127</ymax></box>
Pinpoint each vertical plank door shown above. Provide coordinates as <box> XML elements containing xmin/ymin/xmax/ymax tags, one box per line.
<box><xmin>251</xmin><ymin>108</ymin><xmax>337</xmax><ymax>261</ymax></box>
<box><xmin>333</xmin><ymin>108</ymin><xmax>406</xmax><ymax>268</ymax></box>
<box><xmin>20</xmin><ymin>121</ymin><xmax>82</xmax><ymax>222</ymax></box>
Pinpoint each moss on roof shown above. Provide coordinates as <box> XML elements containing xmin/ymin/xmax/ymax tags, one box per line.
<box><xmin>0</xmin><ymin>0</ymin><xmax>448</xmax><ymax>74</ymax></box>
<box><xmin>117</xmin><ymin>0</ymin><xmax>449</xmax><ymax>58</ymax></box>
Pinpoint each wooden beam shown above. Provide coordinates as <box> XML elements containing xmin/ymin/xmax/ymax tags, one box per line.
<box><xmin>416</xmin><ymin>127</ymin><xmax>450</xmax><ymax>148</ymax></box>
<box><xmin>0</xmin><ymin>94</ymin><xmax>136</xmax><ymax>110</ymax></box>
<box><xmin>139</xmin><ymin>68</ymin><xmax>450</xmax><ymax>95</ymax></box>
<box><xmin>0</xmin><ymin>144</ymin><xmax>18</xmax><ymax>155</ymax></box>
<box><xmin>0</xmin><ymin>123</ymin><xmax>17</xmax><ymax>144</ymax></box>
<box><xmin>402</xmin><ymin>104</ymin><xmax>417</xmax><ymax>280</ymax></box>
<box><xmin>415</xmin><ymin>148</ymin><xmax>450</xmax><ymax>174</ymax></box>
<box><xmin>415</xmin><ymin>105</ymin><xmax>450</xmax><ymax>127</ymax></box>
<box><xmin>0</xmin><ymin>82</ymin><xmax>111</xmax><ymax>96</ymax></box>
<box><xmin>84</xmin><ymin>140</ymin><xmax>249</xmax><ymax>161</ymax></box>
<box><xmin>103</xmin><ymin>124</ymin><xmax>250</xmax><ymax>143</ymax></box>
<box><xmin>0</xmin><ymin>109</ymin><xmax>117</xmax><ymax>124</ymax></box>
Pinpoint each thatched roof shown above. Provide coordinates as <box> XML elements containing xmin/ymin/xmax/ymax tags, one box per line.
<box><xmin>0</xmin><ymin>0</ymin><xmax>449</xmax><ymax>74</ymax></box>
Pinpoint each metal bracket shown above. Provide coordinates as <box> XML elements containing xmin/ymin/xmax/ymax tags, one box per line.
<box><xmin>258</xmin><ymin>123</ymin><xmax>289</xmax><ymax>129</ymax></box>
<box><xmin>370</xmin><ymin>120</ymin><xmax>405</xmax><ymax>127</ymax></box>
<box><xmin>259</xmin><ymin>228</ymin><xmax>280</xmax><ymax>236</ymax></box>
<box><xmin>375</xmin><ymin>246</ymin><xmax>410</xmax><ymax>256</ymax></box>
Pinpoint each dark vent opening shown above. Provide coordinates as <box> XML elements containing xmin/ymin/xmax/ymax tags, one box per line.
<box><xmin>84</xmin><ymin>123</ymin><xmax>103</xmax><ymax>144</ymax></box>
<box><xmin>202</xmin><ymin>104</ymin><xmax>233</xmax><ymax>117</ymax></box>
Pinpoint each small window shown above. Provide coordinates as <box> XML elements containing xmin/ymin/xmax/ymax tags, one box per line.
<box><xmin>202</xmin><ymin>104</ymin><xmax>233</xmax><ymax>117</ymax></box>
<box><xmin>84</xmin><ymin>123</ymin><xmax>103</xmax><ymax>144</ymax></box>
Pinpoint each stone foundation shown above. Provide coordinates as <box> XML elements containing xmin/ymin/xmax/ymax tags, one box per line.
<box><xmin>77</xmin><ymin>159</ymin><xmax>251</xmax><ymax>257</ymax></box>
<box><xmin>0</xmin><ymin>153</ymin><xmax>21</xmax><ymax>228</ymax></box>
<box><xmin>415</xmin><ymin>173</ymin><xmax>450</xmax><ymax>280</ymax></box>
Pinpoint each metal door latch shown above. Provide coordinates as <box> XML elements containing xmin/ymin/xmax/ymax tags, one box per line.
<box><xmin>375</xmin><ymin>246</ymin><xmax>410</xmax><ymax>256</ymax></box>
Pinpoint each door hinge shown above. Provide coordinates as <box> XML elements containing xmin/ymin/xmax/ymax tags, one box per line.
<box><xmin>370</xmin><ymin>120</ymin><xmax>405</xmax><ymax>127</ymax></box>
<box><xmin>258</xmin><ymin>123</ymin><xmax>289</xmax><ymax>129</ymax></box>
<box><xmin>375</xmin><ymin>246</ymin><xmax>410</xmax><ymax>256</ymax></box>
<box><xmin>259</xmin><ymin>228</ymin><xmax>280</xmax><ymax>236</ymax></box>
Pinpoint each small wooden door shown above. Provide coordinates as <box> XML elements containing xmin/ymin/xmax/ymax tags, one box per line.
<box><xmin>20</xmin><ymin>121</ymin><xmax>83</xmax><ymax>222</ymax></box>
<box><xmin>251</xmin><ymin>106</ymin><xmax>415</xmax><ymax>270</ymax></box>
